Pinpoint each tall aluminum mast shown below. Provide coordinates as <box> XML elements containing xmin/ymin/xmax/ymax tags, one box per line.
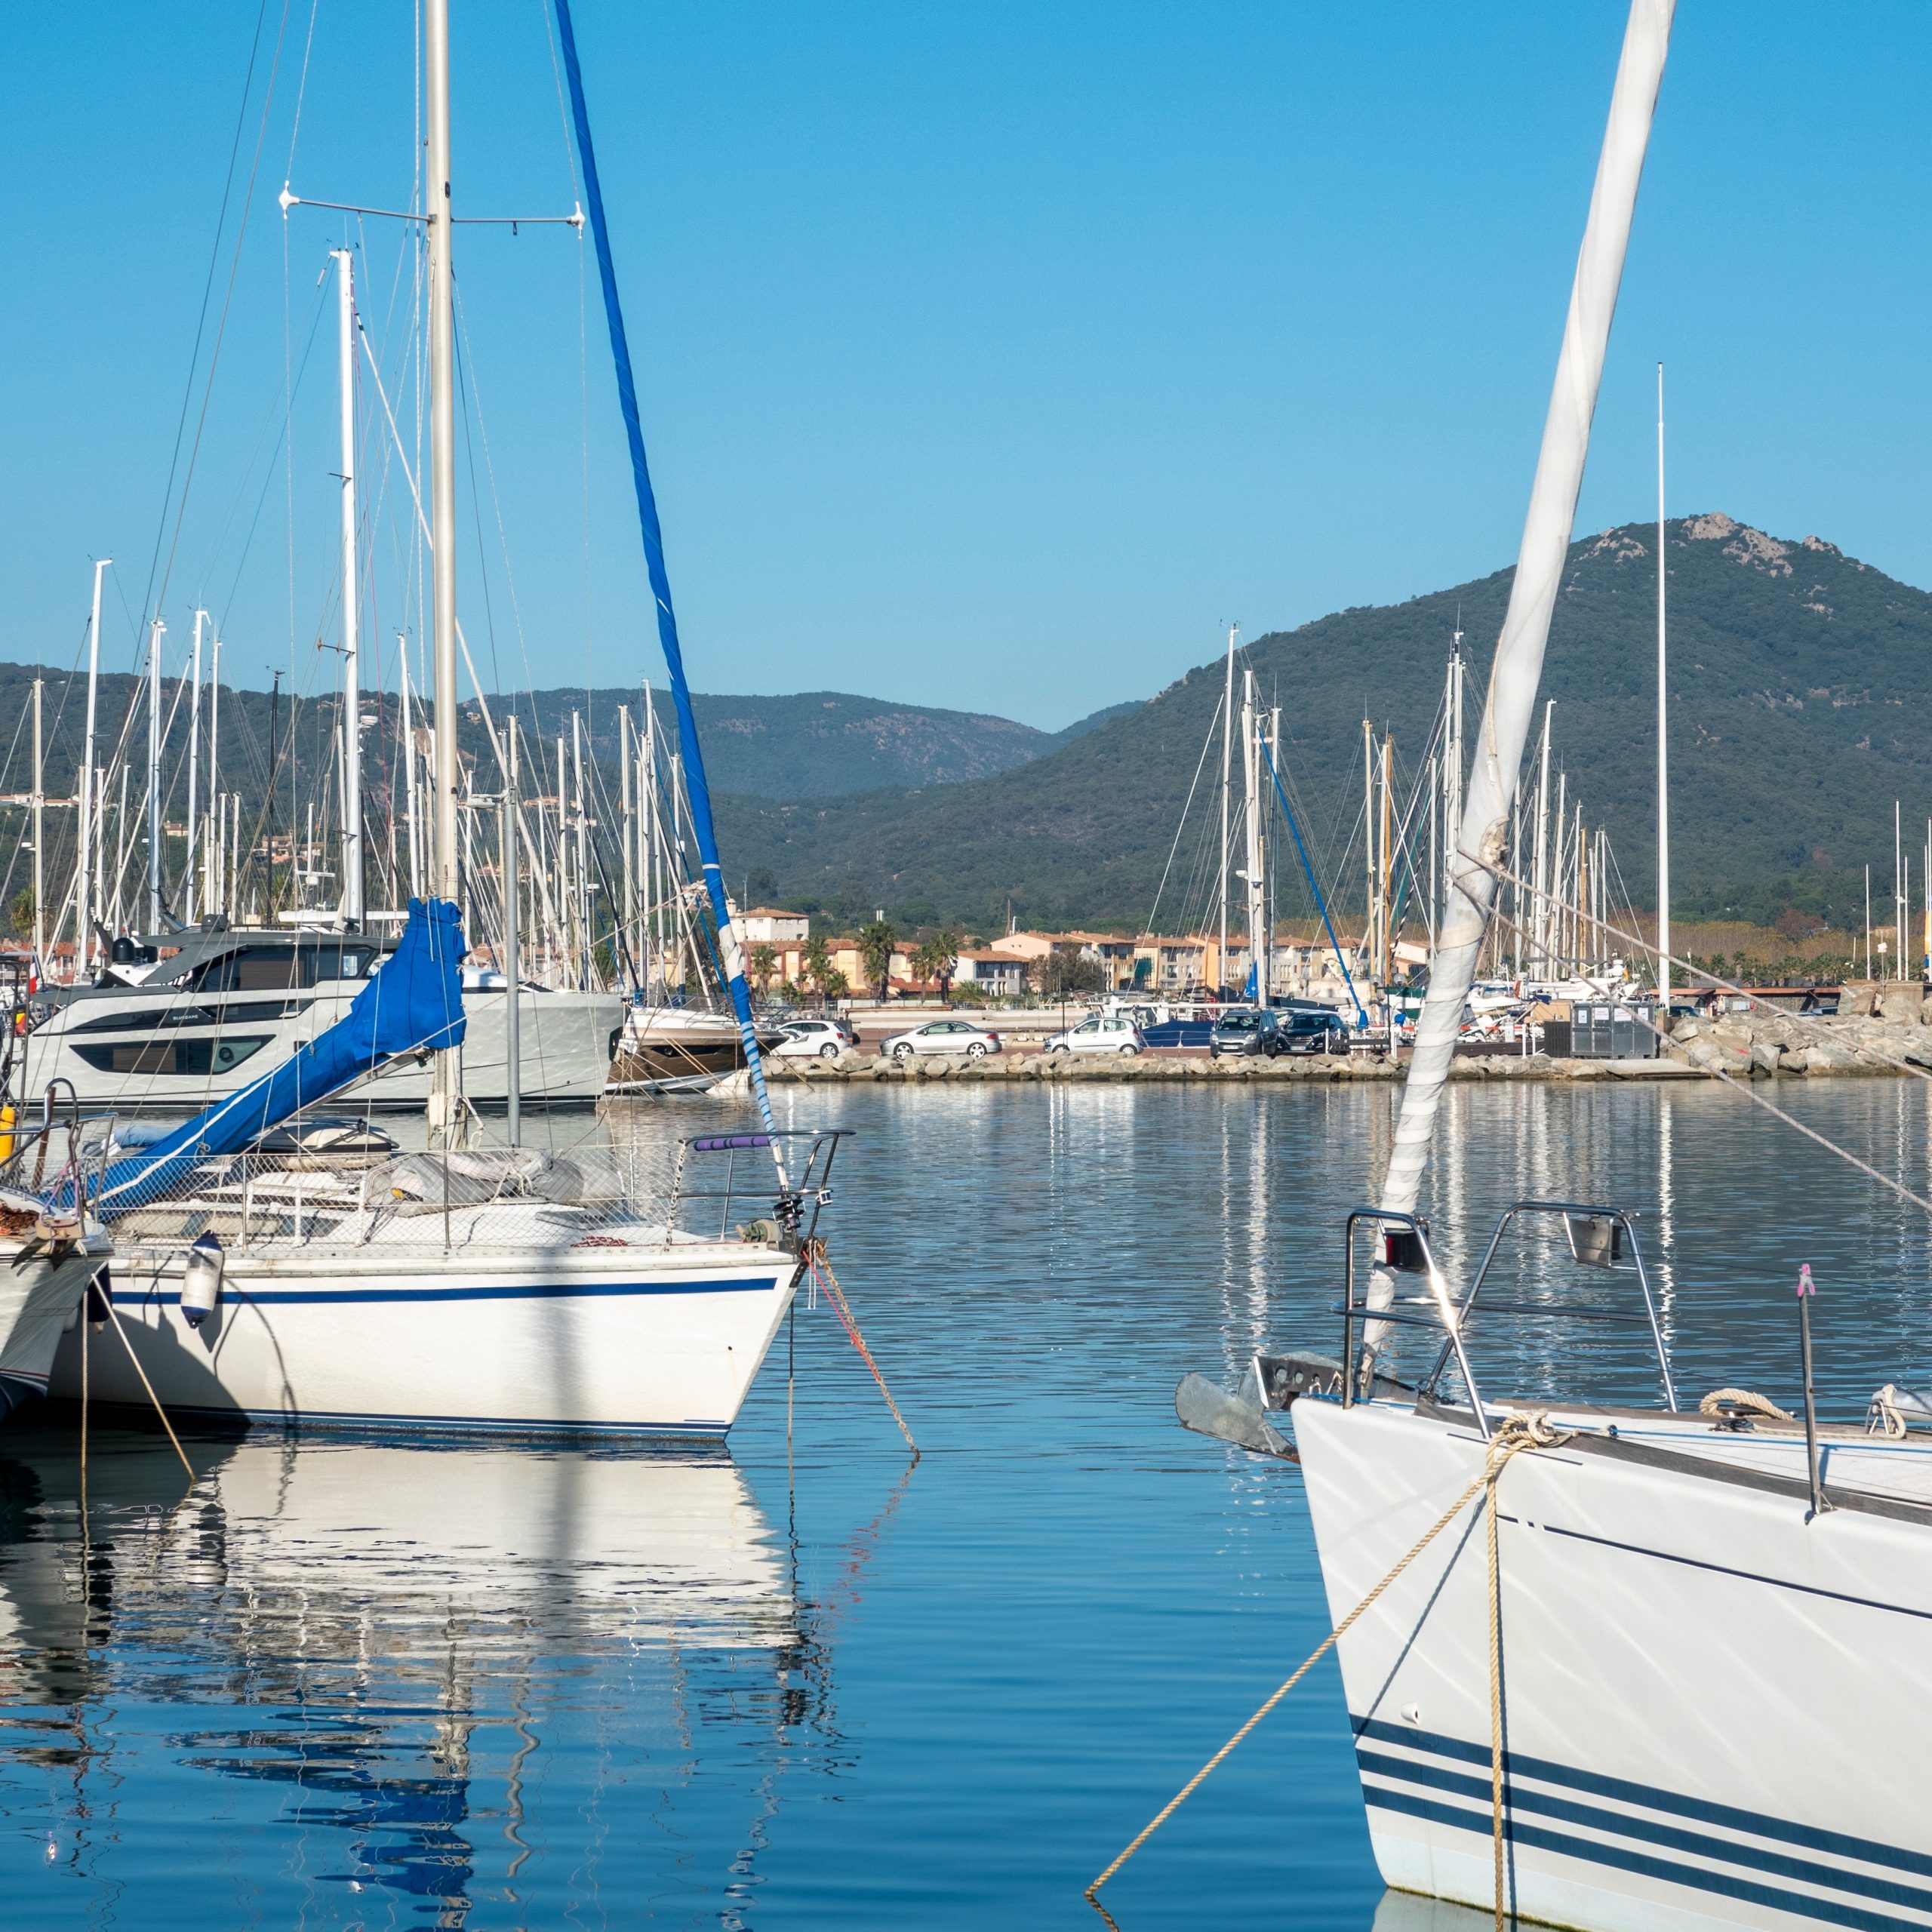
<box><xmin>78</xmin><ymin>559</ymin><xmax>110</xmax><ymax>975</ymax></box>
<box><xmin>30</xmin><ymin>679</ymin><xmax>44</xmax><ymax>971</ymax></box>
<box><xmin>1241</xmin><ymin>670</ymin><xmax>1264</xmax><ymax>1002</ymax></box>
<box><xmin>186</xmin><ymin>611</ymin><xmax>205</xmax><ymax>924</ymax></box>
<box><xmin>1218</xmin><ymin>625</ymin><xmax>1236</xmax><ymax>998</ymax></box>
<box><xmin>425</xmin><ymin>0</ymin><xmax>461</xmax><ymax>1140</ymax></box>
<box><xmin>1656</xmin><ymin>361</ymin><xmax>1670</xmax><ymax>1006</ymax></box>
<box><xmin>333</xmin><ymin>248</ymin><xmax>365</xmax><ymax>928</ymax></box>
<box><xmin>146</xmin><ymin>617</ymin><xmax>165</xmax><ymax>932</ymax></box>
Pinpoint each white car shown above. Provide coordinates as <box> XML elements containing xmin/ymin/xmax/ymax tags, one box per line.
<box><xmin>880</xmin><ymin>1018</ymin><xmax>1004</xmax><ymax>1060</ymax></box>
<box><xmin>1044</xmin><ymin>1014</ymin><xmax>1146</xmax><ymax>1056</ymax></box>
<box><xmin>769</xmin><ymin>1017</ymin><xmax>858</xmax><ymax>1060</ymax></box>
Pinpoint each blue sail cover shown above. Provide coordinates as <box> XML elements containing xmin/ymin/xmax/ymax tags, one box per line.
<box><xmin>84</xmin><ymin>898</ymin><xmax>466</xmax><ymax>1220</ymax></box>
<box><xmin>551</xmin><ymin>0</ymin><xmax>787</xmax><ymax>1181</ymax></box>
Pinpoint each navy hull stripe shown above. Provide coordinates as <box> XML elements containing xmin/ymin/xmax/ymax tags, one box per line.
<box><xmin>1358</xmin><ymin>1749</ymin><xmax>1932</xmax><ymax>1918</ymax></box>
<box><xmin>1363</xmin><ymin>1783</ymin><xmax>1927</xmax><ymax>1932</ymax></box>
<box><xmin>114</xmin><ymin>1277</ymin><xmax>779</xmax><ymax>1308</ymax></box>
<box><xmin>1355</xmin><ymin>1718</ymin><xmax>1932</xmax><ymax>1880</ymax></box>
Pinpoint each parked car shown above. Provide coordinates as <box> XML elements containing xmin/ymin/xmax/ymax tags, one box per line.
<box><xmin>1043</xmin><ymin>1014</ymin><xmax>1146</xmax><ymax>1055</ymax></box>
<box><xmin>1276</xmin><ymin>1008</ymin><xmax>1350</xmax><ymax>1055</ymax></box>
<box><xmin>1209</xmin><ymin>1008</ymin><xmax>1284</xmax><ymax>1057</ymax></box>
<box><xmin>880</xmin><ymin>1018</ymin><xmax>1004</xmax><ymax>1060</ymax></box>
<box><xmin>770</xmin><ymin>1017</ymin><xmax>859</xmax><ymax>1060</ymax></box>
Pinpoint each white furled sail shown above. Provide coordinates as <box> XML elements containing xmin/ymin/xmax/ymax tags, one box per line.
<box><xmin>1372</xmin><ymin>0</ymin><xmax>1674</xmax><ymax>1309</ymax></box>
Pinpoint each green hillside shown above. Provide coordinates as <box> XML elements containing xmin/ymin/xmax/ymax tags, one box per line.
<box><xmin>710</xmin><ymin>515</ymin><xmax>1932</xmax><ymax>934</ymax></box>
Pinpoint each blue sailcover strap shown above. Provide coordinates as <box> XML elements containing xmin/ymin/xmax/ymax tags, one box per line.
<box><xmin>79</xmin><ymin>898</ymin><xmax>466</xmax><ymax>1220</ymax></box>
<box><xmin>551</xmin><ymin>0</ymin><xmax>786</xmax><ymax>1183</ymax></box>
<box><xmin>1258</xmin><ymin>737</ymin><xmax>1370</xmax><ymax>1028</ymax></box>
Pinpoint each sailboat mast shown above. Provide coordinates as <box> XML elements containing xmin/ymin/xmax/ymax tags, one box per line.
<box><xmin>334</xmin><ymin>247</ymin><xmax>365</xmax><ymax>929</ymax></box>
<box><xmin>619</xmin><ymin>703</ymin><xmax>635</xmax><ymax>980</ymax></box>
<box><xmin>1241</xmin><ymin>671</ymin><xmax>1263</xmax><ymax>1002</ymax></box>
<box><xmin>1656</xmin><ymin>361</ymin><xmax>1670</xmax><ymax>1007</ymax></box>
<box><xmin>146</xmin><ymin>617</ymin><xmax>165</xmax><ymax>932</ymax></box>
<box><xmin>1372</xmin><ymin>0</ymin><xmax>1672</xmax><ymax>1259</ymax></box>
<box><xmin>186</xmin><ymin>611</ymin><xmax>204</xmax><ymax>925</ymax></box>
<box><xmin>1219</xmin><ymin>624</ymin><xmax>1236</xmax><ymax>997</ymax></box>
<box><xmin>78</xmin><ymin>559</ymin><xmax>109</xmax><ymax>975</ymax></box>
<box><xmin>207</xmin><ymin>632</ymin><xmax>222</xmax><ymax>917</ymax></box>
<box><xmin>30</xmin><ymin>678</ymin><xmax>44</xmax><ymax>972</ymax></box>
<box><xmin>425</xmin><ymin>0</ymin><xmax>461</xmax><ymax>1137</ymax></box>
<box><xmin>1362</xmin><ymin>716</ymin><xmax>1377</xmax><ymax>981</ymax></box>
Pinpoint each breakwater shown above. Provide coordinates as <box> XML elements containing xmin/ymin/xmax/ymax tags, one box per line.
<box><xmin>757</xmin><ymin>1008</ymin><xmax>1932</xmax><ymax>1084</ymax></box>
<box><xmin>764</xmin><ymin>1050</ymin><xmax>1695</xmax><ymax>1084</ymax></box>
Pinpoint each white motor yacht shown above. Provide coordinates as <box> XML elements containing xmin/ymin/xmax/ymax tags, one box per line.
<box><xmin>26</xmin><ymin>926</ymin><xmax>620</xmax><ymax>1110</ymax></box>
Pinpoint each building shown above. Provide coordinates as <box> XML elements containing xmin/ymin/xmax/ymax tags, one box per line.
<box><xmin>737</xmin><ymin>907</ymin><xmax>810</xmax><ymax>946</ymax></box>
<box><xmin>952</xmin><ymin>949</ymin><xmax>1029</xmax><ymax>997</ymax></box>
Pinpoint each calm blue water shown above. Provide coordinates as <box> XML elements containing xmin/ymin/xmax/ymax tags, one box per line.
<box><xmin>4</xmin><ymin>1078</ymin><xmax>1931</xmax><ymax>1929</ymax></box>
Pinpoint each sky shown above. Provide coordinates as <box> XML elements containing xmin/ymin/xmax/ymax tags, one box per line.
<box><xmin>4</xmin><ymin>2</ymin><xmax>1928</xmax><ymax>731</ymax></box>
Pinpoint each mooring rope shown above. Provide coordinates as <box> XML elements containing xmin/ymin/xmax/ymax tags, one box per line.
<box><xmin>803</xmin><ymin>1240</ymin><xmax>919</xmax><ymax>1460</ymax></box>
<box><xmin>1085</xmin><ymin>1414</ymin><xmax>1563</xmax><ymax>1915</ymax></box>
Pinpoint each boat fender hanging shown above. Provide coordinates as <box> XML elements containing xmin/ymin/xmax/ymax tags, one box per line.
<box><xmin>85</xmin><ymin>1266</ymin><xmax>111</xmax><ymax>1331</ymax></box>
<box><xmin>180</xmin><ymin>1233</ymin><xmax>225</xmax><ymax>1329</ymax></box>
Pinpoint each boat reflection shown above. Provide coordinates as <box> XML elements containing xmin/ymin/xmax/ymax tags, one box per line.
<box><xmin>0</xmin><ymin>1423</ymin><xmax>832</xmax><ymax>1924</ymax></box>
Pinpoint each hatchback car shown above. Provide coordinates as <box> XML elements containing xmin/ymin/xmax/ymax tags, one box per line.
<box><xmin>880</xmin><ymin>1018</ymin><xmax>1004</xmax><ymax>1060</ymax></box>
<box><xmin>1042</xmin><ymin>1014</ymin><xmax>1146</xmax><ymax>1055</ymax></box>
<box><xmin>1208</xmin><ymin>1008</ymin><xmax>1287</xmax><ymax>1057</ymax></box>
<box><xmin>770</xmin><ymin>1017</ymin><xmax>859</xmax><ymax>1060</ymax></box>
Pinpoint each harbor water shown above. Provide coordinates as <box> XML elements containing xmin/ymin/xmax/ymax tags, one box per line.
<box><xmin>3</xmin><ymin>1078</ymin><xmax>1930</xmax><ymax>1928</ymax></box>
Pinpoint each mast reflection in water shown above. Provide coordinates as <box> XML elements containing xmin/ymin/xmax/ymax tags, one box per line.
<box><xmin>0</xmin><ymin>1424</ymin><xmax>838</xmax><ymax>1926</ymax></box>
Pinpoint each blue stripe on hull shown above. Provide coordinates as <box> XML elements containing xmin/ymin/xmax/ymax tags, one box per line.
<box><xmin>1356</xmin><ymin>1721</ymin><xmax>1932</xmax><ymax>1930</ymax></box>
<box><xmin>80</xmin><ymin>1400</ymin><xmax>733</xmax><ymax>1440</ymax></box>
<box><xmin>1364</xmin><ymin>1783</ymin><xmax>1923</xmax><ymax>1932</ymax></box>
<box><xmin>112</xmin><ymin>1276</ymin><xmax>780</xmax><ymax>1307</ymax></box>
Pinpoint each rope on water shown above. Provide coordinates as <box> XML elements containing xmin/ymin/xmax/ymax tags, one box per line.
<box><xmin>1084</xmin><ymin>1414</ymin><xmax>1564</xmax><ymax>1915</ymax></box>
<box><xmin>804</xmin><ymin>1240</ymin><xmax>918</xmax><ymax>1460</ymax></box>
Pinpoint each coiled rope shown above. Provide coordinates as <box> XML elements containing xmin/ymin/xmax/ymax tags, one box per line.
<box><xmin>1086</xmin><ymin>1412</ymin><xmax>1567</xmax><ymax>1923</ymax></box>
<box><xmin>802</xmin><ymin>1239</ymin><xmax>918</xmax><ymax>1460</ymax></box>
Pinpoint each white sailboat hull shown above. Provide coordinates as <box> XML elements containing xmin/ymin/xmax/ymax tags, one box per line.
<box><xmin>1294</xmin><ymin>1397</ymin><xmax>1932</xmax><ymax>1932</ymax></box>
<box><xmin>24</xmin><ymin>985</ymin><xmax>621</xmax><ymax>1111</ymax></box>
<box><xmin>48</xmin><ymin>1232</ymin><xmax>797</xmax><ymax>1437</ymax></box>
<box><xmin>0</xmin><ymin>1247</ymin><xmax>109</xmax><ymax>1415</ymax></box>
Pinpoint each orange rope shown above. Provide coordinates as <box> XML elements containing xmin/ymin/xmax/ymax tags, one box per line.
<box><xmin>806</xmin><ymin>1241</ymin><xmax>918</xmax><ymax>1460</ymax></box>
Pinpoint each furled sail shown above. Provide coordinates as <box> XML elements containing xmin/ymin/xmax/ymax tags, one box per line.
<box><xmin>551</xmin><ymin>0</ymin><xmax>788</xmax><ymax>1185</ymax></box>
<box><xmin>1368</xmin><ymin>0</ymin><xmax>1674</xmax><ymax>1346</ymax></box>
<box><xmin>81</xmin><ymin>897</ymin><xmax>466</xmax><ymax>1220</ymax></box>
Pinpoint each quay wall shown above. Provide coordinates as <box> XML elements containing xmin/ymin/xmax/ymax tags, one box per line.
<box><xmin>746</xmin><ymin>1006</ymin><xmax>1932</xmax><ymax>1084</ymax></box>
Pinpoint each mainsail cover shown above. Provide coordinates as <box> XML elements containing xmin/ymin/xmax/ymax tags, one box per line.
<box><xmin>551</xmin><ymin>0</ymin><xmax>787</xmax><ymax>1184</ymax></box>
<box><xmin>82</xmin><ymin>897</ymin><xmax>466</xmax><ymax>1220</ymax></box>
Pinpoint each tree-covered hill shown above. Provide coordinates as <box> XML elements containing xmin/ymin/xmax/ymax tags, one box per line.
<box><xmin>709</xmin><ymin>515</ymin><xmax>1932</xmax><ymax>934</ymax></box>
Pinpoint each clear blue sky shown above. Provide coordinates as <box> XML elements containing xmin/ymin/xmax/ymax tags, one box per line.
<box><xmin>5</xmin><ymin>3</ymin><xmax>1927</xmax><ymax>729</ymax></box>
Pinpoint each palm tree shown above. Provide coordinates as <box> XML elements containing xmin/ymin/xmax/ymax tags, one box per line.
<box><xmin>749</xmin><ymin>942</ymin><xmax>777</xmax><ymax>995</ymax></box>
<box><xmin>858</xmin><ymin>918</ymin><xmax>896</xmax><ymax>1001</ymax></box>
<box><xmin>801</xmin><ymin>934</ymin><xmax>833</xmax><ymax>1000</ymax></box>
<box><xmin>912</xmin><ymin>929</ymin><xmax>959</xmax><ymax>1001</ymax></box>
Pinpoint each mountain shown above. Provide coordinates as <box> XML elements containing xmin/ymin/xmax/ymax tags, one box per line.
<box><xmin>500</xmin><ymin>690</ymin><xmax>1140</xmax><ymax>798</ymax></box>
<box><xmin>6</xmin><ymin>515</ymin><xmax>1921</xmax><ymax>940</ymax></box>
<box><xmin>707</xmin><ymin>516</ymin><xmax>1932</xmax><ymax>934</ymax></box>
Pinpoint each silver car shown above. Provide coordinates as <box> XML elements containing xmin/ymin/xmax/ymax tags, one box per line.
<box><xmin>879</xmin><ymin>1018</ymin><xmax>1004</xmax><ymax>1060</ymax></box>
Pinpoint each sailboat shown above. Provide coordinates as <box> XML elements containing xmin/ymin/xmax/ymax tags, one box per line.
<box><xmin>1192</xmin><ymin>7</ymin><xmax>1932</xmax><ymax>1928</ymax></box>
<box><xmin>8</xmin><ymin>0</ymin><xmax>829</xmax><ymax>1439</ymax></box>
